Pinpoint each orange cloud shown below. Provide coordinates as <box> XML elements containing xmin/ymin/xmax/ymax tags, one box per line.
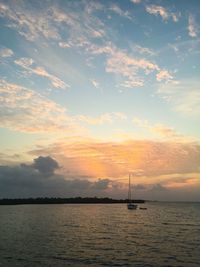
<box><xmin>29</xmin><ymin>139</ymin><xmax>200</xmax><ymax>187</ymax></box>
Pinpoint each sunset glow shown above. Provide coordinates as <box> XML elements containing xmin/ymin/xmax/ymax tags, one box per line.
<box><xmin>0</xmin><ymin>0</ymin><xmax>199</xmax><ymax>200</ymax></box>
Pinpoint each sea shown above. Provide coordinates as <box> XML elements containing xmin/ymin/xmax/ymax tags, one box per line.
<box><xmin>0</xmin><ymin>202</ymin><xmax>199</xmax><ymax>267</ymax></box>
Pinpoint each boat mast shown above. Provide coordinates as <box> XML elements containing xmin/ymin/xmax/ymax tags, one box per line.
<box><xmin>128</xmin><ymin>173</ymin><xmax>132</xmax><ymax>203</ymax></box>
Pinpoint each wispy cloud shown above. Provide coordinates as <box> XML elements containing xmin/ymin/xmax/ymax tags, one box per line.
<box><xmin>0</xmin><ymin>2</ymin><xmax>60</xmax><ymax>41</ymax></box>
<box><xmin>104</xmin><ymin>46</ymin><xmax>168</xmax><ymax>87</ymax></box>
<box><xmin>130</xmin><ymin>0</ymin><xmax>141</xmax><ymax>4</ymax></box>
<box><xmin>0</xmin><ymin>2</ymin><xmax>105</xmax><ymax>43</ymax></box>
<box><xmin>132</xmin><ymin>117</ymin><xmax>187</xmax><ymax>141</ymax></box>
<box><xmin>86</xmin><ymin>43</ymin><xmax>174</xmax><ymax>88</ymax></box>
<box><xmin>109</xmin><ymin>4</ymin><xmax>132</xmax><ymax>20</ymax></box>
<box><xmin>188</xmin><ymin>14</ymin><xmax>198</xmax><ymax>38</ymax></box>
<box><xmin>14</xmin><ymin>57</ymin><xmax>69</xmax><ymax>89</ymax></box>
<box><xmin>0</xmin><ymin>79</ymin><xmax>128</xmax><ymax>133</ymax></box>
<box><xmin>131</xmin><ymin>45</ymin><xmax>155</xmax><ymax>56</ymax></box>
<box><xmin>146</xmin><ymin>5</ymin><xmax>179</xmax><ymax>22</ymax></box>
<box><xmin>0</xmin><ymin>47</ymin><xmax>13</xmax><ymax>57</ymax></box>
<box><xmin>0</xmin><ymin>79</ymin><xmax>74</xmax><ymax>132</ymax></box>
<box><xmin>91</xmin><ymin>79</ymin><xmax>99</xmax><ymax>89</ymax></box>
<box><xmin>158</xmin><ymin>79</ymin><xmax>200</xmax><ymax>117</ymax></box>
<box><xmin>75</xmin><ymin>112</ymin><xmax>127</xmax><ymax>125</ymax></box>
<box><xmin>58</xmin><ymin>42</ymin><xmax>71</xmax><ymax>48</ymax></box>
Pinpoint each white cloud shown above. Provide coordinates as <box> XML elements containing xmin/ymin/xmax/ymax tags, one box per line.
<box><xmin>0</xmin><ymin>2</ymin><xmax>105</xmax><ymax>43</ymax></box>
<box><xmin>0</xmin><ymin>80</ymin><xmax>128</xmax><ymax>133</ymax></box>
<box><xmin>87</xmin><ymin>43</ymin><xmax>174</xmax><ymax>88</ymax></box>
<box><xmin>188</xmin><ymin>15</ymin><xmax>198</xmax><ymax>38</ymax></box>
<box><xmin>146</xmin><ymin>5</ymin><xmax>179</xmax><ymax>22</ymax></box>
<box><xmin>131</xmin><ymin>0</ymin><xmax>141</xmax><ymax>4</ymax></box>
<box><xmin>105</xmin><ymin>48</ymin><xmax>159</xmax><ymax>87</ymax></box>
<box><xmin>156</xmin><ymin>70</ymin><xmax>173</xmax><ymax>82</ymax></box>
<box><xmin>91</xmin><ymin>79</ymin><xmax>99</xmax><ymax>88</ymax></box>
<box><xmin>120</xmin><ymin>79</ymin><xmax>144</xmax><ymax>88</ymax></box>
<box><xmin>0</xmin><ymin>48</ymin><xmax>13</xmax><ymax>57</ymax></box>
<box><xmin>15</xmin><ymin>58</ymin><xmax>69</xmax><ymax>89</ymax></box>
<box><xmin>109</xmin><ymin>4</ymin><xmax>131</xmax><ymax>20</ymax></box>
<box><xmin>0</xmin><ymin>3</ymin><xmax>60</xmax><ymax>41</ymax></box>
<box><xmin>0</xmin><ymin>80</ymin><xmax>75</xmax><ymax>133</ymax></box>
<box><xmin>132</xmin><ymin>45</ymin><xmax>155</xmax><ymax>56</ymax></box>
<box><xmin>14</xmin><ymin>58</ymin><xmax>34</xmax><ymax>67</ymax></box>
<box><xmin>59</xmin><ymin>42</ymin><xmax>71</xmax><ymax>48</ymax></box>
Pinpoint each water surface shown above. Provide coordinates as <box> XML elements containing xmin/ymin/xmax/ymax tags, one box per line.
<box><xmin>0</xmin><ymin>202</ymin><xmax>199</xmax><ymax>266</ymax></box>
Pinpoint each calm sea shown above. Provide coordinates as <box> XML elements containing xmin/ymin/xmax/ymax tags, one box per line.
<box><xmin>0</xmin><ymin>202</ymin><xmax>199</xmax><ymax>267</ymax></box>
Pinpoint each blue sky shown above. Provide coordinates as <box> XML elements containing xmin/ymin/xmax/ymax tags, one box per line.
<box><xmin>0</xmin><ymin>0</ymin><xmax>200</xmax><ymax>200</ymax></box>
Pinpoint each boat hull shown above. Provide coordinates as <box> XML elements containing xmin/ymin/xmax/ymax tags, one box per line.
<box><xmin>127</xmin><ymin>203</ymin><xmax>137</xmax><ymax>210</ymax></box>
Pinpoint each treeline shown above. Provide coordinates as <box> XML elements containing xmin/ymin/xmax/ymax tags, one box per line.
<box><xmin>0</xmin><ymin>197</ymin><xmax>145</xmax><ymax>205</ymax></box>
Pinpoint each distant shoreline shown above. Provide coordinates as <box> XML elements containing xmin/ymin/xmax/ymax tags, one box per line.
<box><xmin>0</xmin><ymin>197</ymin><xmax>145</xmax><ymax>205</ymax></box>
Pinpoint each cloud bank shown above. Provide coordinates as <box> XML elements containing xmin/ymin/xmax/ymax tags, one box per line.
<box><xmin>0</xmin><ymin>156</ymin><xmax>114</xmax><ymax>198</ymax></box>
<box><xmin>1</xmin><ymin>153</ymin><xmax>199</xmax><ymax>201</ymax></box>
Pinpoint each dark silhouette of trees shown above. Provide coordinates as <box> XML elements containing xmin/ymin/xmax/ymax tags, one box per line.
<box><xmin>0</xmin><ymin>197</ymin><xmax>145</xmax><ymax>205</ymax></box>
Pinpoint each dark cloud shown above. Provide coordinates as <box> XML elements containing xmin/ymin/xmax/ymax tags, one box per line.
<box><xmin>0</xmin><ymin>156</ymin><xmax>199</xmax><ymax>201</ymax></box>
<box><xmin>0</xmin><ymin>156</ymin><xmax>112</xmax><ymax>198</ymax></box>
<box><xmin>32</xmin><ymin>156</ymin><xmax>59</xmax><ymax>176</ymax></box>
<box><xmin>151</xmin><ymin>184</ymin><xmax>168</xmax><ymax>192</ymax></box>
<box><xmin>134</xmin><ymin>184</ymin><xmax>147</xmax><ymax>190</ymax></box>
<box><xmin>92</xmin><ymin>179</ymin><xmax>110</xmax><ymax>190</ymax></box>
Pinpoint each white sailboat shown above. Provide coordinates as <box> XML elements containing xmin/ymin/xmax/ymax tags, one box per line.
<box><xmin>127</xmin><ymin>173</ymin><xmax>137</xmax><ymax>210</ymax></box>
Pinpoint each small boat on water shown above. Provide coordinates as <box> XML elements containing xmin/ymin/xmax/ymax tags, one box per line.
<box><xmin>127</xmin><ymin>173</ymin><xmax>137</xmax><ymax>210</ymax></box>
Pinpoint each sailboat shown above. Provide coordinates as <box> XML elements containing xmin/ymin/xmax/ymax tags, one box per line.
<box><xmin>127</xmin><ymin>173</ymin><xmax>137</xmax><ymax>210</ymax></box>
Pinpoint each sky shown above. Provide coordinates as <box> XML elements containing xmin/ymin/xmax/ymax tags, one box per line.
<box><xmin>0</xmin><ymin>0</ymin><xmax>200</xmax><ymax>201</ymax></box>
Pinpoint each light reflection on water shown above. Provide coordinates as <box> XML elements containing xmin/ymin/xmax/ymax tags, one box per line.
<box><xmin>0</xmin><ymin>202</ymin><xmax>200</xmax><ymax>267</ymax></box>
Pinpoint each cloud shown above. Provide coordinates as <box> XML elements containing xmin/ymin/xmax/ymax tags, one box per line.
<box><xmin>1</xmin><ymin>153</ymin><xmax>199</xmax><ymax>200</ymax></box>
<box><xmin>131</xmin><ymin>0</ymin><xmax>141</xmax><ymax>4</ymax></box>
<box><xmin>14</xmin><ymin>57</ymin><xmax>69</xmax><ymax>89</ymax></box>
<box><xmin>92</xmin><ymin>178</ymin><xmax>111</xmax><ymax>190</ymax></box>
<box><xmin>0</xmin><ymin>48</ymin><xmax>13</xmax><ymax>57</ymax></box>
<box><xmin>163</xmin><ymin>175</ymin><xmax>199</xmax><ymax>189</ymax></box>
<box><xmin>0</xmin><ymin>79</ymin><xmax>76</xmax><ymax>133</ymax></box>
<box><xmin>131</xmin><ymin>45</ymin><xmax>155</xmax><ymax>56</ymax></box>
<box><xmin>59</xmin><ymin>42</ymin><xmax>71</xmax><ymax>48</ymax></box>
<box><xmin>32</xmin><ymin>156</ymin><xmax>59</xmax><ymax>176</ymax></box>
<box><xmin>0</xmin><ymin>156</ymin><xmax>113</xmax><ymax>198</ymax></box>
<box><xmin>109</xmin><ymin>4</ymin><xmax>131</xmax><ymax>20</ymax></box>
<box><xmin>0</xmin><ymin>2</ymin><xmax>105</xmax><ymax>43</ymax></box>
<box><xmin>151</xmin><ymin>183</ymin><xmax>167</xmax><ymax>192</ymax></box>
<box><xmin>156</xmin><ymin>70</ymin><xmax>174</xmax><ymax>83</ymax></box>
<box><xmin>29</xmin><ymin>138</ymin><xmax>200</xmax><ymax>180</ymax></box>
<box><xmin>26</xmin><ymin>137</ymin><xmax>200</xmax><ymax>201</ymax></box>
<box><xmin>0</xmin><ymin>2</ymin><xmax>60</xmax><ymax>41</ymax></box>
<box><xmin>119</xmin><ymin>79</ymin><xmax>144</xmax><ymax>88</ymax></box>
<box><xmin>134</xmin><ymin>184</ymin><xmax>146</xmax><ymax>190</ymax></box>
<box><xmin>75</xmin><ymin>112</ymin><xmax>127</xmax><ymax>125</ymax></box>
<box><xmin>91</xmin><ymin>79</ymin><xmax>99</xmax><ymax>89</ymax></box>
<box><xmin>104</xmin><ymin>47</ymin><xmax>159</xmax><ymax>88</ymax></box>
<box><xmin>87</xmin><ymin>43</ymin><xmax>174</xmax><ymax>88</ymax></box>
<box><xmin>158</xmin><ymin>79</ymin><xmax>200</xmax><ymax>117</ymax></box>
<box><xmin>0</xmin><ymin>80</ymin><xmax>128</xmax><ymax>133</ymax></box>
<box><xmin>151</xmin><ymin>125</ymin><xmax>182</xmax><ymax>139</ymax></box>
<box><xmin>188</xmin><ymin>15</ymin><xmax>198</xmax><ymax>38</ymax></box>
<box><xmin>132</xmin><ymin>117</ymin><xmax>186</xmax><ymax>141</ymax></box>
<box><xmin>146</xmin><ymin>5</ymin><xmax>179</xmax><ymax>22</ymax></box>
